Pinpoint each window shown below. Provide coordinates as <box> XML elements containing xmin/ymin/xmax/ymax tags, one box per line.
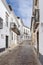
<box><xmin>14</xmin><ymin>35</ymin><xmax>15</xmax><ymax>40</ymax></box>
<box><xmin>24</xmin><ymin>29</ymin><xmax>25</xmax><ymax>33</ymax></box>
<box><xmin>6</xmin><ymin>12</ymin><xmax>9</xmax><ymax>27</ymax></box>
<box><xmin>11</xmin><ymin>32</ymin><xmax>13</xmax><ymax>40</ymax></box>
<box><xmin>35</xmin><ymin>0</ymin><xmax>37</xmax><ymax>6</ymax></box>
<box><xmin>28</xmin><ymin>36</ymin><xmax>29</xmax><ymax>39</ymax></box>
<box><xmin>21</xmin><ymin>35</ymin><xmax>23</xmax><ymax>38</ymax></box>
<box><xmin>26</xmin><ymin>29</ymin><xmax>27</xmax><ymax>33</ymax></box>
<box><xmin>26</xmin><ymin>35</ymin><xmax>27</xmax><ymax>38</ymax></box>
<box><xmin>35</xmin><ymin>9</ymin><xmax>39</xmax><ymax>22</ymax></box>
<box><xmin>0</xmin><ymin>17</ymin><xmax>3</xmax><ymax>29</ymax></box>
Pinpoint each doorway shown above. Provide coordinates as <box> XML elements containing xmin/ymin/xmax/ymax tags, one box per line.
<box><xmin>6</xmin><ymin>36</ymin><xmax>8</xmax><ymax>48</ymax></box>
<box><xmin>37</xmin><ymin>31</ymin><xmax>39</xmax><ymax>57</ymax></box>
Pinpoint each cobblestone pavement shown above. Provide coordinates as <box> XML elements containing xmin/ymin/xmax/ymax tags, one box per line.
<box><xmin>0</xmin><ymin>41</ymin><xmax>41</xmax><ymax>65</ymax></box>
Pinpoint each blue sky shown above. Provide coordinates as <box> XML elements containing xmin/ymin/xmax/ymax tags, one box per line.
<box><xmin>6</xmin><ymin>0</ymin><xmax>32</xmax><ymax>27</ymax></box>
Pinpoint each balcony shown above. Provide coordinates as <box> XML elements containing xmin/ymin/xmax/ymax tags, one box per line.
<box><xmin>33</xmin><ymin>9</ymin><xmax>39</xmax><ymax>32</ymax></box>
<box><xmin>10</xmin><ymin>22</ymin><xmax>20</xmax><ymax>35</ymax></box>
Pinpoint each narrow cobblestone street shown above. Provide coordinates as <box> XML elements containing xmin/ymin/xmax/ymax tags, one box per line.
<box><xmin>0</xmin><ymin>41</ymin><xmax>41</xmax><ymax>65</ymax></box>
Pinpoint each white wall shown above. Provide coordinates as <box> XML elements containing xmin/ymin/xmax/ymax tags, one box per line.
<box><xmin>0</xmin><ymin>0</ymin><xmax>10</xmax><ymax>49</ymax></box>
<box><xmin>17</xmin><ymin>18</ymin><xmax>23</xmax><ymax>34</ymax></box>
<box><xmin>16</xmin><ymin>18</ymin><xmax>23</xmax><ymax>43</ymax></box>
<box><xmin>10</xmin><ymin>12</ymin><xmax>19</xmax><ymax>28</ymax></box>
<box><xmin>23</xmin><ymin>26</ymin><xmax>31</xmax><ymax>40</ymax></box>
<box><xmin>9</xmin><ymin>31</ymin><xmax>17</xmax><ymax>47</ymax></box>
<box><xmin>39</xmin><ymin>0</ymin><xmax>43</xmax><ymax>55</ymax></box>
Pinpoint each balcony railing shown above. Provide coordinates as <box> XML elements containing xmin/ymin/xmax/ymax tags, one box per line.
<box><xmin>10</xmin><ymin>22</ymin><xmax>20</xmax><ymax>35</ymax></box>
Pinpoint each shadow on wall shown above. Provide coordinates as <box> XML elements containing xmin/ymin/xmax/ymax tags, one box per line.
<box><xmin>39</xmin><ymin>53</ymin><xmax>43</xmax><ymax>65</ymax></box>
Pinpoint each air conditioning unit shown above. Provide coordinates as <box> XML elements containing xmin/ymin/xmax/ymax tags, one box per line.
<box><xmin>0</xmin><ymin>17</ymin><xmax>3</xmax><ymax>29</ymax></box>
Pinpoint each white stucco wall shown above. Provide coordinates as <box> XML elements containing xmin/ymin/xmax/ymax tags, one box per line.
<box><xmin>9</xmin><ymin>31</ymin><xmax>17</xmax><ymax>47</ymax></box>
<box><xmin>39</xmin><ymin>0</ymin><xmax>43</xmax><ymax>55</ymax></box>
<box><xmin>17</xmin><ymin>18</ymin><xmax>23</xmax><ymax>34</ymax></box>
<box><xmin>0</xmin><ymin>0</ymin><xmax>10</xmax><ymax>49</ymax></box>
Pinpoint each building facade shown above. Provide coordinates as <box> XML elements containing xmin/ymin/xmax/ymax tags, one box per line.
<box><xmin>23</xmin><ymin>26</ymin><xmax>31</xmax><ymax>41</ymax></box>
<box><xmin>17</xmin><ymin>17</ymin><xmax>31</xmax><ymax>43</ymax></box>
<box><xmin>15</xmin><ymin>17</ymin><xmax>31</xmax><ymax>44</ymax></box>
<box><xmin>31</xmin><ymin>0</ymin><xmax>39</xmax><ymax>56</ymax></box>
<box><xmin>0</xmin><ymin>0</ymin><xmax>11</xmax><ymax>51</ymax></box>
<box><xmin>0</xmin><ymin>0</ymin><xmax>20</xmax><ymax>52</ymax></box>
<box><xmin>9</xmin><ymin>11</ymin><xmax>20</xmax><ymax>47</ymax></box>
<box><xmin>16</xmin><ymin>17</ymin><xmax>23</xmax><ymax>43</ymax></box>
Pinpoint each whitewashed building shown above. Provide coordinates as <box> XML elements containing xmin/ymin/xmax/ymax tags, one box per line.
<box><xmin>16</xmin><ymin>17</ymin><xmax>24</xmax><ymax>43</ymax></box>
<box><xmin>23</xmin><ymin>26</ymin><xmax>31</xmax><ymax>41</ymax></box>
<box><xmin>0</xmin><ymin>0</ymin><xmax>20</xmax><ymax>52</ymax></box>
<box><xmin>9</xmin><ymin>11</ymin><xmax>20</xmax><ymax>47</ymax></box>
<box><xmin>16</xmin><ymin>17</ymin><xmax>31</xmax><ymax>43</ymax></box>
<box><xmin>15</xmin><ymin>17</ymin><xmax>31</xmax><ymax>43</ymax></box>
<box><xmin>0</xmin><ymin>0</ymin><xmax>11</xmax><ymax>52</ymax></box>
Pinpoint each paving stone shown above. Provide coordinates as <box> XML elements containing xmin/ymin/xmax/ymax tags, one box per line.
<box><xmin>0</xmin><ymin>41</ymin><xmax>41</xmax><ymax>65</ymax></box>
